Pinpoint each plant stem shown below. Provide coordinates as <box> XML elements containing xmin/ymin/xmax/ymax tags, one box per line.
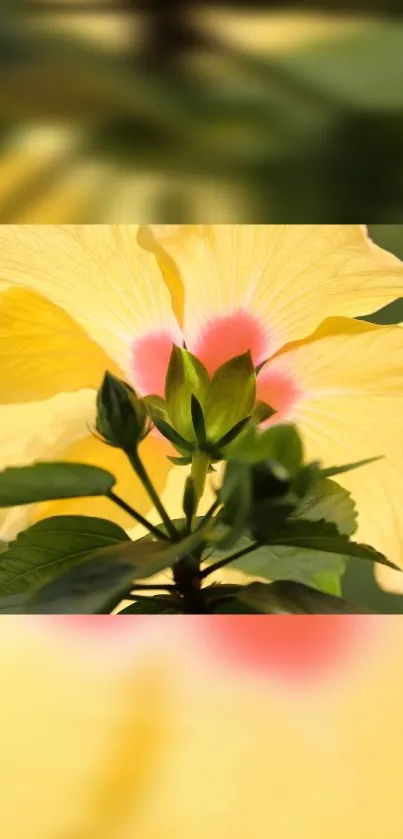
<box><xmin>191</xmin><ymin>451</ymin><xmax>210</xmax><ymax>509</ymax></box>
<box><xmin>200</xmin><ymin>497</ymin><xmax>220</xmax><ymax>524</ymax></box>
<box><xmin>107</xmin><ymin>490</ymin><xmax>169</xmax><ymax>542</ymax></box>
<box><xmin>129</xmin><ymin>452</ymin><xmax>179</xmax><ymax>542</ymax></box>
<box><xmin>201</xmin><ymin>541</ymin><xmax>260</xmax><ymax>579</ymax></box>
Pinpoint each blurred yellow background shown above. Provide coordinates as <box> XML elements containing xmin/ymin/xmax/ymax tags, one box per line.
<box><xmin>1</xmin><ymin>614</ymin><xmax>403</xmax><ymax>838</ymax></box>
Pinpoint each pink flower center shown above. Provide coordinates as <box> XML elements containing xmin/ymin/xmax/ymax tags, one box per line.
<box><xmin>128</xmin><ymin>313</ymin><xmax>300</xmax><ymax>421</ymax></box>
<box><xmin>256</xmin><ymin>365</ymin><xmax>302</xmax><ymax>423</ymax></box>
<box><xmin>129</xmin><ymin>330</ymin><xmax>180</xmax><ymax>397</ymax></box>
<box><xmin>191</xmin><ymin>309</ymin><xmax>269</xmax><ymax>375</ymax></box>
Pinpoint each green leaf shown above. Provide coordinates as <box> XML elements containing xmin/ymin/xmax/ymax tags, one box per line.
<box><xmin>256</xmin><ymin>425</ymin><xmax>304</xmax><ymax>475</ymax></box>
<box><xmin>320</xmin><ymin>457</ymin><xmax>383</xmax><ymax>479</ymax></box>
<box><xmin>0</xmin><ymin>463</ymin><xmax>116</xmax><ymax>508</ymax></box>
<box><xmin>0</xmin><ymin>516</ymin><xmax>130</xmax><ymax>595</ymax></box>
<box><xmin>237</xmin><ymin>581</ymin><xmax>370</xmax><ymax>615</ymax></box>
<box><xmin>165</xmin><ymin>346</ymin><xmax>209</xmax><ymax>443</ymax></box>
<box><xmin>202</xmin><ymin>583</ymin><xmax>259</xmax><ymax>614</ymax></box>
<box><xmin>0</xmin><ymin>593</ymin><xmax>28</xmax><ymax>614</ymax></box>
<box><xmin>210</xmin><ymin>598</ymin><xmax>260</xmax><ymax>614</ymax></box>
<box><xmin>343</xmin><ymin>559</ymin><xmax>403</xmax><ymax>615</ymax></box>
<box><xmin>227</xmin><ymin>422</ymin><xmax>303</xmax><ymax>476</ymax></box>
<box><xmin>262</xmin><ymin>519</ymin><xmax>398</xmax><ymax>570</ymax></box>
<box><xmin>291</xmin><ymin>462</ymin><xmax>322</xmax><ymax>498</ymax></box>
<box><xmin>204</xmin><ymin>352</ymin><xmax>256</xmax><ymax>441</ymax></box>
<box><xmin>25</xmin><ymin>542</ymin><xmax>162</xmax><ymax>614</ymax></box>
<box><xmin>96</xmin><ymin>371</ymin><xmax>149</xmax><ymax>451</ymax></box>
<box><xmin>26</xmin><ymin>522</ymin><xmax>213</xmax><ymax>614</ymax></box>
<box><xmin>218</xmin><ymin>461</ymin><xmax>253</xmax><ymax>548</ymax></box>
<box><xmin>250</xmin><ymin>496</ymin><xmax>298</xmax><ymax>542</ymax></box>
<box><xmin>118</xmin><ymin>596</ymin><xmax>180</xmax><ymax>615</ymax></box>
<box><xmin>208</xmin><ymin>535</ymin><xmax>346</xmax><ymax>591</ymax></box>
<box><xmin>292</xmin><ymin>478</ymin><xmax>358</xmax><ymax>537</ymax></box>
<box><xmin>310</xmin><ymin>570</ymin><xmax>343</xmax><ymax>598</ymax></box>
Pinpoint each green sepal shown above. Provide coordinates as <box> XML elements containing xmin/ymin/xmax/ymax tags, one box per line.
<box><xmin>167</xmin><ymin>455</ymin><xmax>193</xmax><ymax>466</ymax></box>
<box><xmin>204</xmin><ymin>351</ymin><xmax>256</xmax><ymax>442</ymax></box>
<box><xmin>151</xmin><ymin>417</ymin><xmax>194</xmax><ymax>453</ymax></box>
<box><xmin>253</xmin><ymin>400</ymin><xmax>277</xmax><ymax>423</ymax></box>
<box><xmin>165</xmin><ymin>345</ymin><xmax>209</xmax><ymax>443</ymax></box>
<box><xmin>191</xmin><ymin>394</ymin><xmax>207</xmax><ymax>445</ymax></box>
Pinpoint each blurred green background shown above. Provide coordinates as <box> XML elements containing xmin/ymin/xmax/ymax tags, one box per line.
<box><xmin>1</xmin><ymin>1</ymin><xmax>403</xmax><ymax>223</ymax></box>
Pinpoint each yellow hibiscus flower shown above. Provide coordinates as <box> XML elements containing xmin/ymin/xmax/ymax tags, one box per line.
<box><xmin>1</xmin><ymin>613</ymin><xmax>403</xmax><ymax>839</ymax></box>
<box><xmin>0</xmin><ymin>225</ymin><xmax>402</xmax><ymax>592</ymax></box>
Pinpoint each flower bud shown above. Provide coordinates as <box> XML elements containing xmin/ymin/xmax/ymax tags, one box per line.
<box><xmin>96</xmin><ymin>372</ymin><xmax>149</xmax><ymax>452</ymax></box>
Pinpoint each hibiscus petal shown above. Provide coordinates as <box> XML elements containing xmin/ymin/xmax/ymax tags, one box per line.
<box><xmin>149</xmin><ymin>225</ymin><xmax>403</xmax><ymax>369</ymax></box>
<box><xmin>265</xmin><ymin>317</ymin><xmax>403</xmax><ymax>590</ymax></box>
<box><xmin>0</xmin><ymin>225</ymin><xmax>182</xmax><ymax>381</ymax></box>
<box><xmin>0</xmin><ymin>389</ymin><xmax>96</xmax><ymax>540</ymax></box>
<box><xmin>0</xmin><ymin>287</ymin><xmax>119</xmax><ymax>403</ymax></box>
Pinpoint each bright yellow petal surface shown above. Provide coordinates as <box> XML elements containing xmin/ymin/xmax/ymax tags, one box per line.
<box><xmin>266</xmin><ymin>317</ymin><xmax>403</xmax><ymax>589</ymax></box>
<box><xmin>1</xmin><ymin>617</ymin><xmax>403</xmax><ymax>838</ymax></box>
<box><xmin>0</xmin><ymin>389</ymin><xmax>96</xmax><ymax>540</ymax></box>
<box><xmin>0</xmin><ymin>620</ymin><xmax>178</xmax><ymax>839</ymax></box>
<box><xmin>33</xmin><ymin>432</ymin><xmax>174</xmax><ymax>532</ymax></box>
<box><xmin>0</xmin><ymin>225</ymin><xmax>181</xmax><ymax>376</ymax></box>
<box><xmin>150</xmin><ymin>225</ymin><xmax>403</xmax><ymax>354</ymax></box>
<box><xmin>0</xmin><ymin>287</ymin><xmax>119</xmax><ymax>403</ymax></box>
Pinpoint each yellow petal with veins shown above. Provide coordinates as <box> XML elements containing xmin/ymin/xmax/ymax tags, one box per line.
<box><xmin>0</xmin><ymin>225</ymin><xmax>182</xmax><ymax>376</ymax></box>
<box><xmin>0</xmin><ymin>287</ymin><xmax>119</xmax><ymax>403</ymax></box>
<box><xmin>149</xmin><ymin>224</ymin><xmax>403</xmax><ymax>353</ymax></box>
<box><xmin>267</xmin><ymin>317</ymin><xmax>403</xmax><ymax>589</ymax></box>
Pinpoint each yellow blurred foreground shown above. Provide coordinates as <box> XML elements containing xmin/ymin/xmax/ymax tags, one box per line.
<box><xmin>1</xmin><ymin>614</ymin><xmax>403</xmax><ymax>838</ymax></box>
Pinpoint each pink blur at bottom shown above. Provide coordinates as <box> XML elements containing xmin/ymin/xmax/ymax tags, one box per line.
<box><xmin>52</xmin><ymin>615</ymin><xmax>369</xmax><ymax>685</ymax></box>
